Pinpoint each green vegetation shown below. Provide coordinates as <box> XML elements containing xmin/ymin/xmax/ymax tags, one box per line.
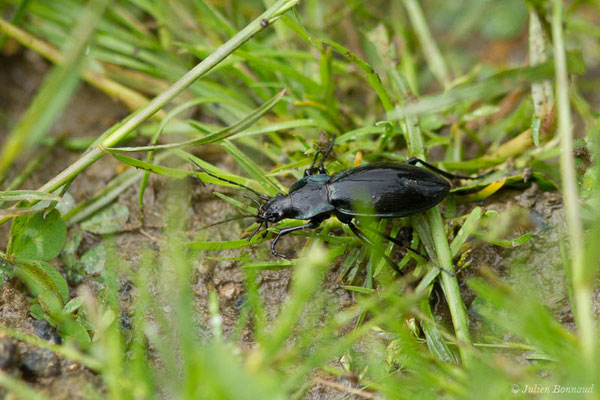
<box><xmin>0</xmin><ymin>0</ymin><xmax>598</xmax><ymax>398</ymax></box>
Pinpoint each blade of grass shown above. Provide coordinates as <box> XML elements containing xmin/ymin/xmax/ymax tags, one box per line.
<box><xmin>402</xmin><ymin>0</ymin><xmax>451</xmax><ymax>89</ymax></box>
<box><xmin>313</xmin><ymin>38</ymin><xmax>393</xmax><ymax>112</ymax></box>
<box><xmin>105</xmin><ymin>90</ymin><xmax>285</xmax><ymax>152</ymax></box>
<box><xmin>401</xmin><ymin>60</ymin><xmax>473</xmax><ymax>366</ymax></box>
<box><xmin>449</xmin><ymin>206</ymin><xmax>483</xmax><ymax>257</ymax></box>
<box><xmin>426</xmin><ymin>208</ymin><xmax>471</xmax><ymax>361</ymax></box>
<box><xmin>188</xmin><ymin>236</ymin><xmax>268</xmax><ymax>251</ymax></box>
<box><xmin>552</xmin><ymin>0</ymin><xmax>595</xmax><ymax>371</ymax></box>
<box><xmin>220</xmin><ymin>141</ymin><xmax>284</xmax><ymax>195</ymax></box>
<box><xmin>0</xmin><ymin>190</ymin><xmax>65</xmax><ymax>203</ymax></box>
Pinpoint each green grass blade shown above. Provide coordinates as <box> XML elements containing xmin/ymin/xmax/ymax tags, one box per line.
<box><xmin>106</xmin><ymin>90</ymin><xmax>285</xmax><ymax>153</ymax></box>
<box><xmin>0</xmin><ymin>190</ymin><xmax>64</xmax><ymax>203</ymax></box>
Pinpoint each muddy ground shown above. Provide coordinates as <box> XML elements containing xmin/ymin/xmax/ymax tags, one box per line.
<box><xmin>0</xmin><ymin>49</ymin><xmax>597</xmax><ymax>399</ymax></box>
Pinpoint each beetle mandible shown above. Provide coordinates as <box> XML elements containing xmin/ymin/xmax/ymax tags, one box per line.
<box><xmin>195</xmin><ymin>136</ymin><xmax>482</xmax><ymax>271</ymax></box>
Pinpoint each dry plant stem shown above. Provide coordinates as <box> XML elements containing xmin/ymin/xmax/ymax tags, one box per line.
<box><xmin>552</xmin><ymin>0</ymin><xmax>595</xmax><ymax>369</ymax></box>
<box><xmin>34</xmin><ymin>0</ymin><xmax>299</xmax><ymax>195</ymax></box>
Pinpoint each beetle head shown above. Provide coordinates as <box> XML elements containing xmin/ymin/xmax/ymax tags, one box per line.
<box><xmin>257</xmin><ymin>193</ymin><xmax>292</xmax><ymax>223</ymax></box>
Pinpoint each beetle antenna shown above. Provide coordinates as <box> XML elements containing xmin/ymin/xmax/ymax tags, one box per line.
<box><xmin>197</xmin><ymin>214</ymin><xmax>259</xmax><ymax>230</ymax></box>
<box><xmin>188</xmin><ymin>158</ymin><xmax>271</xmax><ymax>201</ymax></box>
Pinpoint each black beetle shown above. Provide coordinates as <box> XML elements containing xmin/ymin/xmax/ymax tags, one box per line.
<box><xmin>195</xmin><ymin>137</ymin><xmax>482</xmax><ymax>271</ymax></box>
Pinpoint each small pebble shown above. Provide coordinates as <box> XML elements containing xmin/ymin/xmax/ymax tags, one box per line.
<box><xmin>33</xmin><ymin>319</ymin><xmax>62</xmax><ymax>345</ymax></box>
<box><xmin>21</xmin><ymin>348</ymin><xmax>60</xmax><ymax>378</ymax></box>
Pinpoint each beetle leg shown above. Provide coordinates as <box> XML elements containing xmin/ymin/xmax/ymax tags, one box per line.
<box><xmin>247</xmin><ymin>221</ymin><xmax>264</xmax><ymax>242</ymax></box>
<box><xmin>359</xmin><ymin>225</ymin><xmax>430</xmax><ymax>261</ymax></box>
<box><xmin>317</xmin><ymin>135</ymin><xmax>336</xmax><ymax>174</ymax></box>
<box><xmin>271</xmin><ymin>219</ymin><xmax>322</xmax><ymax>258</ymax></box>
<box><xmin>346</xmin><ymin>221</ymin><xmax>402</xmax><ymax>274</ymax></box>
<box><xmin>261</xmin><ymin>222</ymin><xmax>269</xmax><ymax>239</ymax></box>
<box><xmin>358</xmin><ymin>224</ymin><xmax>456</xmax><ymax>277</ymax></box>
<box><xmin>405</xmin><ymin>157</ymin><xmax>493</xmax><ymax>181</ymax></box>
<box><xmin>304</xmin><ymin>150</ymin><xmax>322</xmax><ymax>176</ymax></box>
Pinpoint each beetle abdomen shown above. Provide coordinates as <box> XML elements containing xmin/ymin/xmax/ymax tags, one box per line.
<box><xmin>328</xmin><ymin>163</ymin><xmax>450</xmax><ymax>218</ymax></box>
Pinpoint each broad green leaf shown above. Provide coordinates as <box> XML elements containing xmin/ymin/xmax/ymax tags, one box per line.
<box><xmin>0</xmin><ymin>256</ymin><xmax>14</xmax><ymax>278</ymax></box>
<box><xmin>15</xmin><ymin>258</ymin><xmax>69</xmax><ymax>307</ymax></box>
<box><xmin>58</xmin><ymin>318</ymin><xmax>91</xmax><ymax>348</ymax></box>
<box><xmin>29</xmin><ymin>303</ymin><xmax>48</xmax><ymax>321</ymax></box>
<box><xmin>63</xmin><ymin>297</ymin><xmax>84</xmax><ymax>314</ymax></box>
<box><xmin>8</xmin><ymin>209</ymin><xmax>67</xmax><ymax>260</ymax></box>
